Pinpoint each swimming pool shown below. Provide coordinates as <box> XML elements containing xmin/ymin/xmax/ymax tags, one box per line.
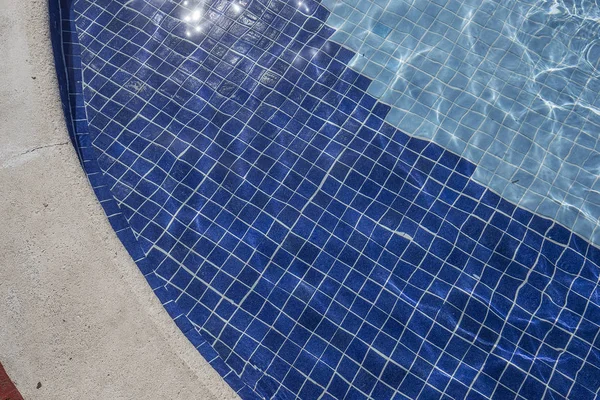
<box><xmin>50</xmin><ymin>0</ymin><xmax>600</xmax><ymax>398</ymax></box>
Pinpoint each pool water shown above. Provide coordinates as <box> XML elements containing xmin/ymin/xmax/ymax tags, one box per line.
<box><xmin>323</xmin><ymin>0</ymin><xmax>600</xmax><ymax>245</ymax></box>
<box><xmin>51</xmin><ymin>0</ymin><xmax>600</xmax><ymax>398</ymax></box>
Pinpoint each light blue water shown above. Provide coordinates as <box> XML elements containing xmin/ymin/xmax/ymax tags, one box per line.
<box><xmin>322</xmin><ymin>0</ymin><xmax>600</xmax><ymax>244</ymax></box>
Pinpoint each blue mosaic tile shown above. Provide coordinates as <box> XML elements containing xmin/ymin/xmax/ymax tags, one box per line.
<box><xmin>50</xmin><ymin>0</ymin><xmax>600</xmax><ymax>398</ymax></box>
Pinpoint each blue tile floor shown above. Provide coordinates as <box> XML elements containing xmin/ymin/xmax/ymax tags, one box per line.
<box><xmin>50</xmin><ymin>0</ymin><xmax>600</xmax><ymax>398</ymax></box>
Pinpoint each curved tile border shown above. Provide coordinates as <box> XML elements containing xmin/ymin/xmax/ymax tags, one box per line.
<box><xmin>49</xmin><ymin>0</ymin><xmax>260</xmax><ymax>397</ymax></box>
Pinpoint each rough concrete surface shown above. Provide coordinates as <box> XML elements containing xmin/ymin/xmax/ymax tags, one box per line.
<box><xmin>0</xmin><ymin>1</ymin><xmax>239</xmax><ymax>399</ymax></box>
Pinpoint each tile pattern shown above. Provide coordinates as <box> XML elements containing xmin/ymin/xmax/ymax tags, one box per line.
<box><xmin>49</xmin><ymin>0</ymin><xmax>260</xmax><ymax>397</ymax></box>
<box><xmin>52</xmin><ymin>0</ymin><xmax>600</xmax><ymax>398</ymax></box>
<box><xmin>321</xmin><ymin>0</ymin><xmax>600</xmax><ymax>246</ymax></box>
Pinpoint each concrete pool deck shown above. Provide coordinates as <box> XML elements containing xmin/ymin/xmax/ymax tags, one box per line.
<box><xmin>0</xmin><ymin>1</ymin><xmax>237</xmax><ymax>398</ymax></box>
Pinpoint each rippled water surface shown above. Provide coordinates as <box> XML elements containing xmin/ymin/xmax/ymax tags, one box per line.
<box><xmin>323</xmin><ymin>0</ymin><xmax>600</xmax><ymax>244</ymax></box>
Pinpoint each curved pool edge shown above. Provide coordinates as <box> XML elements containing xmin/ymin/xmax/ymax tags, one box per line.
<box><xmin>49</xmin><ymin>0</ymin><xmax>257</xmax><ymax>398</ymax></box>
<box><xmin>0</xmin><ymin>0</ymin><xmax>239</xmax><ymax>398</ymax></box>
